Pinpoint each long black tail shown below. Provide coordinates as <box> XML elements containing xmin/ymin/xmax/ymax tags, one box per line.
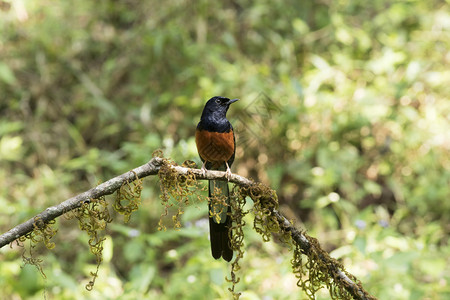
<box><xmin>208</xmin><ymin>174</ymin><xmax>233</xmax><ymax>262</ymax></box>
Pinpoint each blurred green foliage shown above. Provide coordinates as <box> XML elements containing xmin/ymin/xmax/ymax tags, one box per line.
<box><xmin>1</xmin><ymin>0</ymin><xmax>449</xmax><ymax>299</ymax></box>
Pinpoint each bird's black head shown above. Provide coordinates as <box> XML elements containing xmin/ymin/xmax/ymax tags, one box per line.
<box><xmin>200</xmin><ymin>96</ymin><xmax>239</xmax><ymax>121</ymax></box>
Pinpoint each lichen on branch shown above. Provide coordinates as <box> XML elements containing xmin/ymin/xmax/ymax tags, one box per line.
<box><xmin>0</xmin><ymin>155</ymin><xmax>376</xmax><ymax>300</ymax></box>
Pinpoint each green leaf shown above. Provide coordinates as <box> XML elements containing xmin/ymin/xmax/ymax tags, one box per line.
<box><xmin>0</xmin><ymin>62</ymin><xmax>16</xmax><ymax>85</ymax></box>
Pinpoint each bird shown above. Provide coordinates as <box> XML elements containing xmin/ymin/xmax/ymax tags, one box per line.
<box><xmin>195</xmin><ymin>96</ymin><xmax>239</xmax><ymax>262</ymax></box>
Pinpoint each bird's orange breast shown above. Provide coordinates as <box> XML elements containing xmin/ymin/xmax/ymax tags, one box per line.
<box><xmin>195</xmin><ymin>129</ymin><xmax>235</xmax><ymax>166</ymax></box>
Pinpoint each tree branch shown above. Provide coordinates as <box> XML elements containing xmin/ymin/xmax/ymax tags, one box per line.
<box><xmin>0</xmin><ymin>158</ymin><xmax>163</xmax><ymax>248</ymax></box>
<box><xmin>0</xmin><ymin>157</ymin><xmax>376</xmax><ymax>300</ymax></box>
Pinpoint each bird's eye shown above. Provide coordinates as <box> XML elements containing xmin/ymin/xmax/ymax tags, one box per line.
<box><xmin>215</xmin><ymin>98</ymin><xmax>221</xmax><ymax>104</ymax></box>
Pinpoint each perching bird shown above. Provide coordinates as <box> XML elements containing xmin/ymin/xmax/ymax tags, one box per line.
<box><xmin>195</xmin><ymin>96</ymin><xmax>238</xmax><ymax>262</ymax></box>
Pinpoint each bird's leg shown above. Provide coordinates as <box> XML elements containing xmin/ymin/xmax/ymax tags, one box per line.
<box><xmin>200</xmin><ymin>161</ymin><xmax>207</xmax><ymax>177</ymax></box>
<box><xmin>225</xmin><ymin>161</ymin><xmax>232</xmax><ymax>181</ymax></box>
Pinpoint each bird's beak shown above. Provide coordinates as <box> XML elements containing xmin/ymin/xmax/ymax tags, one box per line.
<box><xmin>227</xmin><ymin>98</ymin><xmax>239</xmax><ymax>105</ymax></box>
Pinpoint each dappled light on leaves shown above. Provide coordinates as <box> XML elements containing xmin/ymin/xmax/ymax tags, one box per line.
<box><xmin>1</xmin><ymin>2</ymin><xmax>448</xmax><ymax>297</ymax></box>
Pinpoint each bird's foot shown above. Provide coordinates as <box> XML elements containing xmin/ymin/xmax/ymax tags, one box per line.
<box><xmin>200</xmin><ymin>161</ymin><xmax>207</xmax><ymax>177</ymax></box>
<box><xmin>225</xmin><ymin>162</ymin><xmax>232</xmax><ymax>181</ymax></box>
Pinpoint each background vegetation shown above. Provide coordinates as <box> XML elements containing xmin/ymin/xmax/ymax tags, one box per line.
<box><xmin>1</xmin><ymin>0</ymin><xmax>449</xmax><ymax>299</ymax></box>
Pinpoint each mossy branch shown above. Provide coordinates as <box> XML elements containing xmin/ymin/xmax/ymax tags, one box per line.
<box><xmin>0</xmin><ymin>158</ymin><xmax>163</xmax><ymax>249</ymax></box>
<box><xmin>0</xmin><ymin>156</ymin><xmax>375</xmax><ymax>300</ymax></box>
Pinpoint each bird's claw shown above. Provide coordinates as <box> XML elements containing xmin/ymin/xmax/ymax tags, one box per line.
<box><xmin>225</xmin><ymin>162</ymin><xmax>232</xmax><ymax>181</ymax></box>
<box><xmin>199</xmin><ymin>161</ymin><xmax>207</xmax><ymax>177</ymax></box>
